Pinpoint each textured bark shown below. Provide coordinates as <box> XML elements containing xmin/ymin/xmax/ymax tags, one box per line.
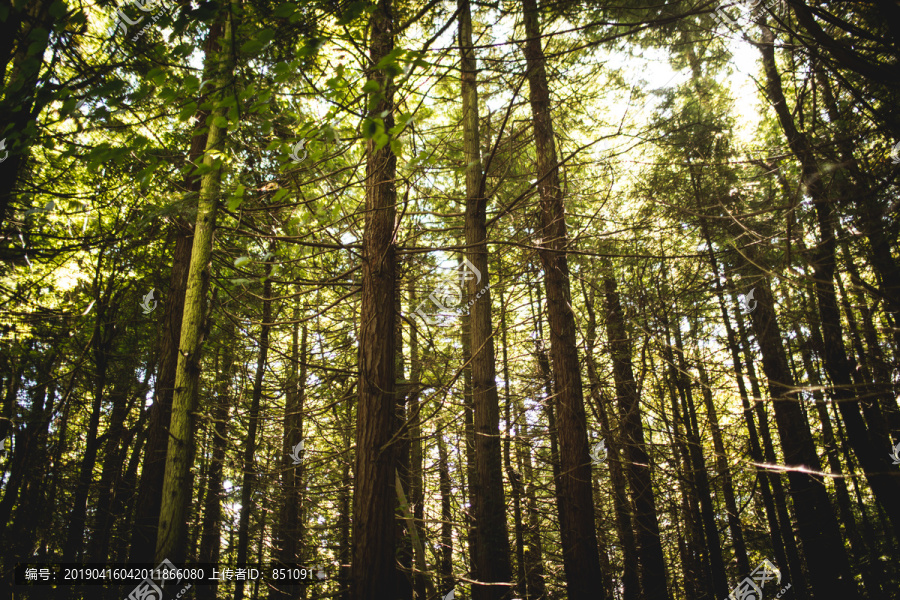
<box><xmin>743</xmin><ymin>279</ymin><xmax>857</xmax><ymax>597</ymax></box>
<box><xmin>696</xmin><ymin>359</ymin><xmax>750</xmax><ymax>577</ymax></box>
<box><xmin>499</xmin><ymin>290</ymin><xmax>527</xmax><ymax>600</ymax></box>
<box><xmin>438</xmin><ymin>434</ymin><xmax>455</xmax><ymax>597</ymax></box>
<box><xmin>198</xmin><ymin>321</ymin><xmax>235</xmax><ymax>600</ymax></box>
<box><xmin>130</xmin><ymin>18</ymin><xmax>222</xmax><ymax>564</ymax></box>
<box><xmin>759</xmin><ymin>21</ymin><xmax>900</xmax><ymax>544</ymax></box>
<box><xmin>271</xmin><ymin>315</ymin><xmax>307</xmax><ymax>600</ymax></box>
<box><xmin>155</xmin><ymin>5</ymin><xmax>234</xmax><ymax>562</ymax></box>
<box><xmin>351</xmin><ymin>0</ymin><xmax>398</xmax><ymax>596</ymax></box>
<box><xmin>459</xmin><ymin>0</ymin><xmax>512</xmax><ymax>596</ymax></box>
<box><xmin>602</xmin><ymin>275</ymin><xmax>671</xmax><ymax>600</ymax></box>
<box><xmin>581</xmin><ymin>280</ymin><xmax>640</xmax><ymax>600</ymax></box>
<box><xmin>235</xmin><ymin>267</ymin><xmax>273</xmax><ymax>600</ymax></box>
<box><xmin>520</xmin><ymin>0</ymin><xmax>606</xmax><ymax>596</ymax></box>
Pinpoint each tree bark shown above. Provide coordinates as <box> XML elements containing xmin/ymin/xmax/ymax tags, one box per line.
<box><xmin>520</xmin><ymin>1</ymin><xmax>606</xmax><ymax>596</ymax></box>
<box><xmin>197</xmin><ymin>320</ymin><xmax>235</xmax><ymax>600</ymax></box>
<box><xmin>351</xmin><ymin>0</ymin><xmax>399</xmax><ymax>596</ymax></box>
<box><xmin>235</xmin><ymin>265</ymin><xmax>273</xmax><ymax>600</ymax></box>
<box><xmin>155</xmin><ymin>3</ymin><xmax>234</xmax><ymax>562</ymax></box>
<box><xmin>602</xmin><ymin>275</ymin><xmax>671</xmax><ymax>600</ymax></box>
<box><xmin>459</xmin><ymin>0</ymin><xmax>513</xmax><ymax>596</ymax></box>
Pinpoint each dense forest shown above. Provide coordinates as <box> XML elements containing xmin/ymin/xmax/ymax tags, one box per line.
<box><xmin>1</xmin><ymin>0</ymin><xmax>899</xmax><ymax>598</ymax></box>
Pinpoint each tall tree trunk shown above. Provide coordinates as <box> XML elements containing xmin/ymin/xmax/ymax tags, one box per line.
<box><xmin>793</xmin><ymin>323</ymin><xmax>882</xmax><ymax>598</ymax></box>
<box><xmin>733</xmin><ymin>301</ymin><xmax>809</xmax><ymax>596</ymax></box>
<box><xmin>235</xmin><ymin>266</ymin><xmax>273</xmax><ymax>600</ymax></box>
<box><xmin>580</xmin><ymin>279</ymin><xmax>640</xmax><ymax>600</ymax></box>
<box><xmin>155</xmin><ymin>3</ymin><xmax>235</xmax><ymax>562</ymax></box>
<box><xmin>61</xmin><ymin>276</ymin><xmax>116</xmax><ymax>567</ymax></box>
<box><xmin>741</xmin><ymin>277</ymin><xmax>858</xmax><ymax>597</ymax></box>
<box><xmin>602</xmin><ymin>275</ymin><xmax>671</xmax><ymax>600</ymax></box>
<box><xmin>408</xmin><ymin>282</ymin><xmax>426</xmax><ymax>600</ymax></box>
<box><xmin>658</xmin><ymin>352</ymin><xmax>704</xmax><ymax>600</ymax></box>
<box><xmin>459</xmin><ymin>0</ymin><xmax>512</xmax><ymax>596</ymax></box>
<box><xmin>271</xmin><ymin>315</ymin><xmax>307</xmax><ymax>600</ymax></box>
<box><xmin>759</xmin><ymin>20</ymin><xmax>900</xmax><ymax>545</ymax></box>
<box><xmin>129</xmin><ymin>12</ymin><xmax>221</xmax><ymax>559</ymax></box>
<box><xmin>666</xmin><ymin>311</ymin><xmax>728</xmax><ymax>599</ymax></box>
<box><xmin>352</xmin><ymin>0</ymin><xmax>398</xmax><ymax>596</ymax></box>
<box><xmin>499</xmin><ymin>289</ymin><xmax>527</xmax><ymax>600</ymax></box>
<box><xmin>701</xmin><ymin>223</ymin><xmax>807</xmax><ymax>598</ymax></box>
<box><xmin>696</xmin><ymin>359</ymin><xmax>750</xmax><ymax>576</ymax></box>
<box><xmin>396</xmin><ymin>290</ymin><xmax>413</xmax><ymax>600</ymax></box>
<box><xmin>520</xmin><ymin>1</ymin><xmax>605</xmax><ymax>596</ymax></box>
<box><xmin>438</xmin><ymin>433</ymin><xmax>455</xmax><ymax>597</ymax></box>
<box><xmin>88</xmin><ymin>373</ymin><xmax>146</xmax><ymax>563</ymax></box>
<box><xmin>197</xmin><ymin>320</ymin><xmax>235</xmax><ymax>600</ymax></box>
<box><xmin>339</xmin><ymin>391</ymin><xmax>353</xmax><ymax>600</ymax></box>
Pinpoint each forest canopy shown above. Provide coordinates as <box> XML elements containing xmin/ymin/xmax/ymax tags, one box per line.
<box><xmin>1</xmin><ymin>0</ymin><xmax>899</xmax><ymax>599</ymax></box>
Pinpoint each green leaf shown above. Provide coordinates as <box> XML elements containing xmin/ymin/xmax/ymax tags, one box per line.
<box><xmin>234</xmin><ymin>256</ymin><xmax>251</xmax><ymax>268</ymax></box>
<box><xmin>274</xmin><ymin>2</ymin><xmax>296</xmax><ymax>17</ymax></box>
<box><xmin>179</xmin><ymin>102</ymin><xmax>198</xmax><ymax>122</ymax></box>
<box><xmin>337</xmin><ymin>0</ymin><xmax>369</xmax><ymax>25</ymax></box>
<box><xmin>362</xmin><ymin>80</ymin><xmax>380</xmax><ymax>94</ymax></box>
<box><xmin>147</xmin><ymin>68</ymin><xmax>166</xmax><ymax>87</ymax></box>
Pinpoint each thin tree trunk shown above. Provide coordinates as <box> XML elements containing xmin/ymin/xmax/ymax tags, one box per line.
<box><xmin>520</xmin><ymin>2</ymin><xmax>605</xmax><ymax>595</ymax></box>
<box><xmin>459</xmin><ymin>0</ymin><xmax>513</xmax><ymax>595</ymax></box>
<box><xmin>701</xmin><ymin>223</ymin><xmax>807</xmax><ymax>598</ymax></box>
<box><xmin>580</xmin><ymin>279</ymin><xmax>640</xmax><ymax>600</ymax></box>
<box><xmin>499</xmin><ymin>289</ymin><xmax>527</xmax><ymax>600</ymax></box>
<box><xmin>155</xmin><ymin>3</ymin><xmax>234</xmax><ymax>562</ymax></box>
<box><xmin>197</xmin><ymin>320</ymin><xmax>235</xmax><ymax>600</ymax></box>
<box><xmin>741</xmin><ymin>277</ymin><xmax>858</xmax><ymax>597</ymax></box>
<box><xmin>438</xmin><ymin>433</ymin><xmax>455</xmax><ymax>597</ymax></box>
<box><xmin>696</xmin><ymin>359</ymin><xmax>750</xmax><ymax>576</ymax></box>
<box><xmin>235</xmin><ymin>265</ymin><xmax>273</xmax><ymax>600</ymax></box>
<box><xmin>602</xmin><ymin>275</ymin><xmax>671</xmax><ymax>600</ymax></box>
<box><xmin>408</xmin><ymin>282</ymin><xmax>426</xmax><ymax>600</ymax></box>
<box><xmin>271</xmin><ymin>315</ymin><xmax>307</xmax><ymax>600</ymax></box>
<box><xmin>759</xmin><ymin>19</ymin><xmax>900</xmax><ymax>546</ymax></box>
